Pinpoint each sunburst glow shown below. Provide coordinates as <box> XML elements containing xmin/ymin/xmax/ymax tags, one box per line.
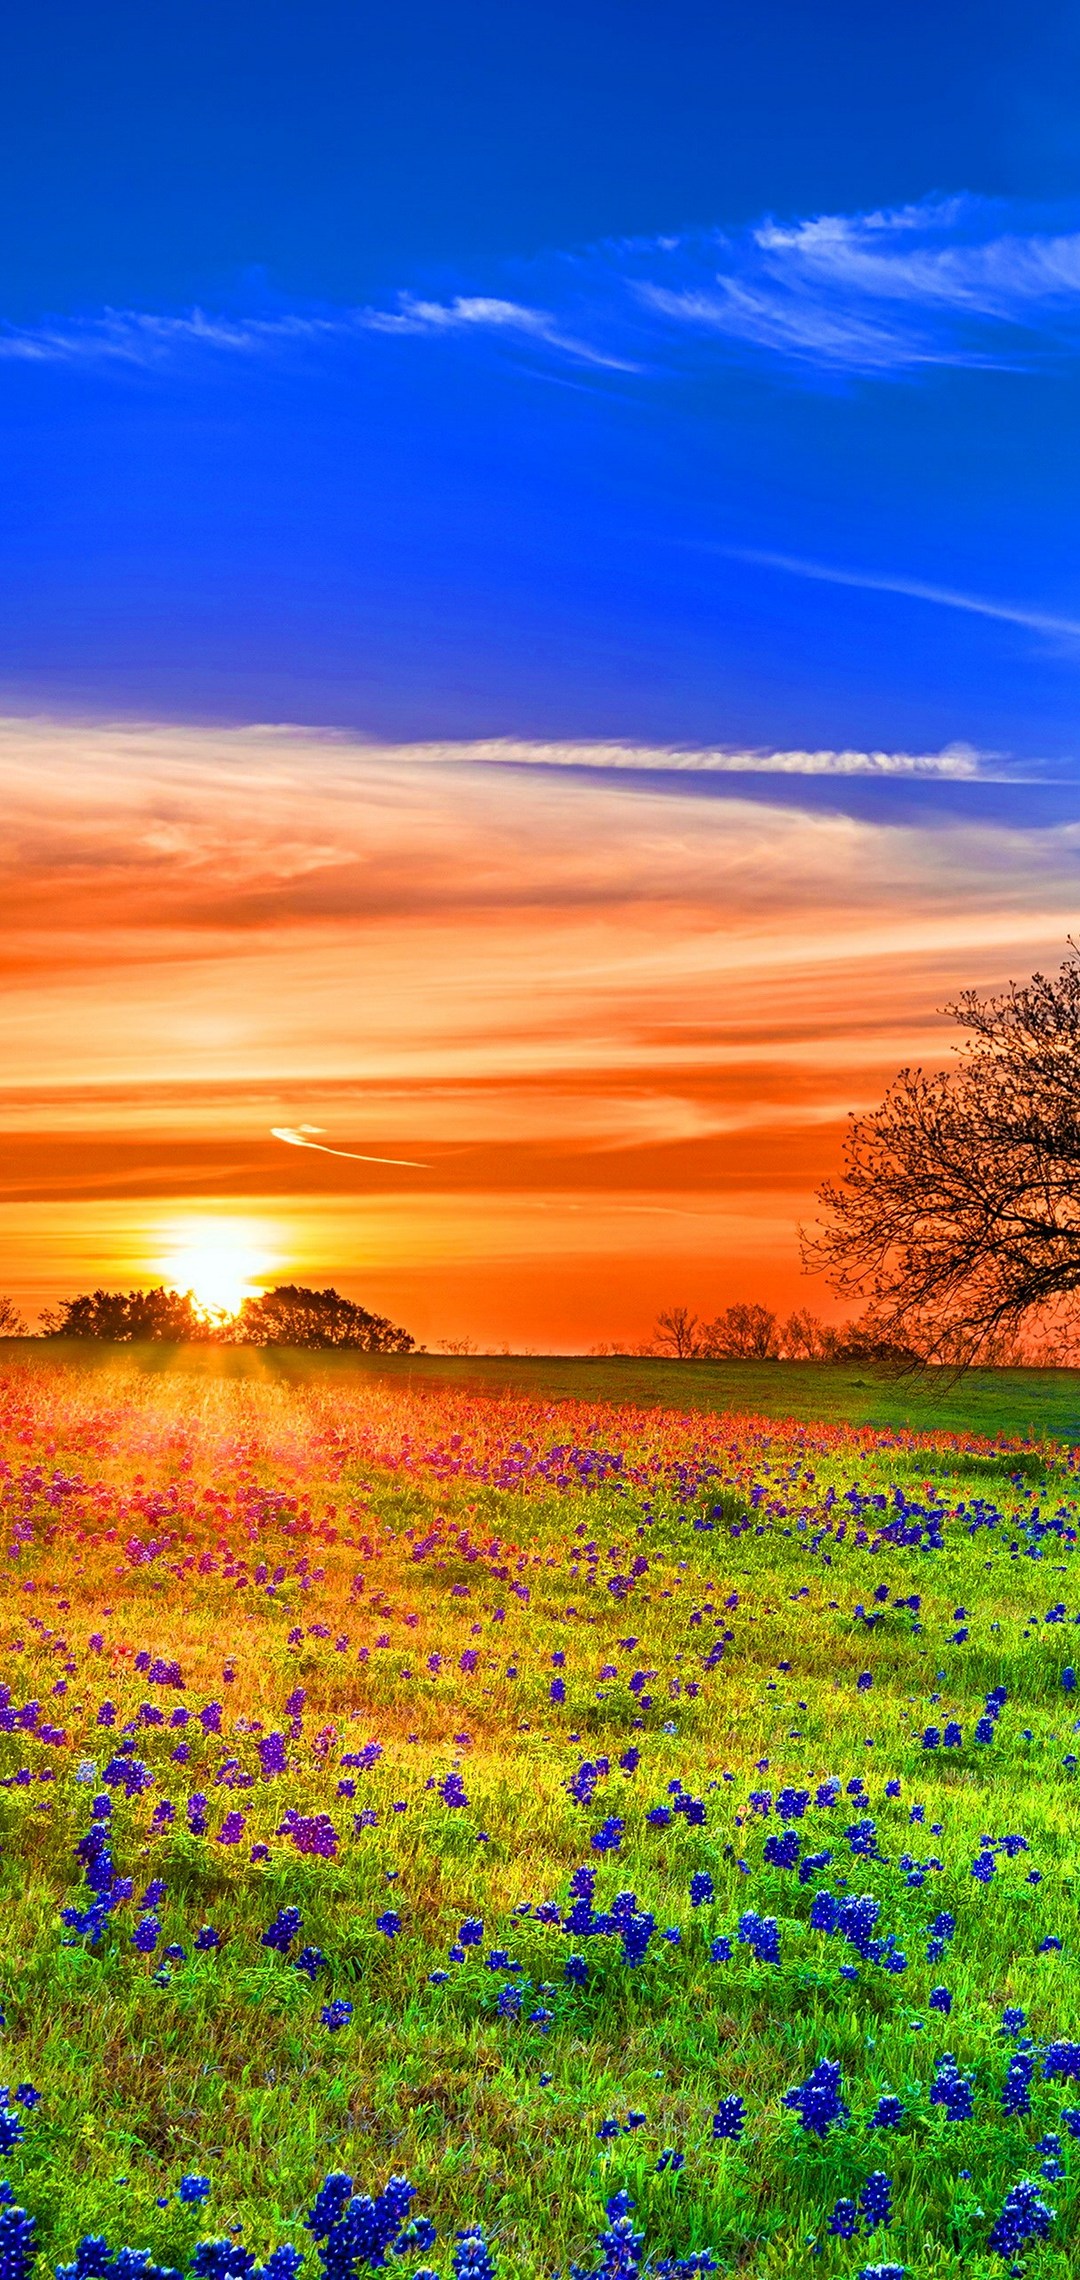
<box><xmin>155</xmin><ymin>1220</ymin><xmax>275</xmax><ymax>1320</ymax></box>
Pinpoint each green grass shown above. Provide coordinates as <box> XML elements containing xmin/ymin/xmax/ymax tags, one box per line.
<box><xmin>12</xmin><ymin>1338</ymin><xmax>1080</xmax><ymax>1445</ymax></box>
<box><xmin>0</xmin><ymin>1352</ymin><xmax>1078</xmax><ymax>2279</ymax></box>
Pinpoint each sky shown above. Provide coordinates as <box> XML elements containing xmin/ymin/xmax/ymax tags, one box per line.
<box><xmin>4</xmin><ymin>0</ymin><xmax>1080</xmax><ymax>1346</ymax></box>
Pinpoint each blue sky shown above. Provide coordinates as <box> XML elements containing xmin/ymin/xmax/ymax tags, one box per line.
<box><xmin>3</xmin><ymin>0</ymin><xmax>1080</xmax><ymax>765</ymax></box>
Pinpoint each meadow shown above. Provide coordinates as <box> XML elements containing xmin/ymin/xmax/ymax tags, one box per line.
<box><xmin>0</xmin><ymin>1347</ymin><xmax>1077</xmax><ymax>2280</ymax></box>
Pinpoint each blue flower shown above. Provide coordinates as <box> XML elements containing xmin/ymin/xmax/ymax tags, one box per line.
<box><xmin>782</xmin><ymin>2060</ymin><xmax>848</xmax><ymax>2137</ymax></box>
<box><xmin>828</xmin><ymin>2199</ymin><xmax>858</xmax><ymax>2239</ymax></box>
<box><xmin>321</xmin><ymin>2000</ymin><xmax>353</xmax><ymax>2031</ymax></box>
<box><xmin>987</xmin><ymin>2178</ymin><xmax>1054</xmax><ymax>2256</ymax></box>
<box><xmin>860</xmin><ymin>2173</ymin><xmax>892</xmax><ymax>2232</ymax></box>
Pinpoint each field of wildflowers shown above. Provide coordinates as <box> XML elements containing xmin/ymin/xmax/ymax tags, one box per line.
<box><xmin>0</xmin><ymin>1353</ymin><xmax>1077</xmax><ymax>2280</ymax></box>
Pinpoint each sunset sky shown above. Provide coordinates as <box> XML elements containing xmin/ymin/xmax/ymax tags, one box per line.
<box><xmin>4</xmin><ymin>0</ymin><xmax>1080</xmax><ymax>1346</ymax></box>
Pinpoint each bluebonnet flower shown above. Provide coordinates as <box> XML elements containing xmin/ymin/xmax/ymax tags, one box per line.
<box><xmin>1000</xmin><ymin>2007</ymin><xmax>1026</xmax><ymax>2036</ymax></box>
<box><xmin>439</xmin><ymin>1773</ymin><xmax>468</xmax><ymax>1809</ymax></box>
<box><xmin>710</xmin><ymin>1938</ymin><xmax>731</xmax><ymax>1963</ymax></box>
<box><xmin>1001</xmin><ymin>2050</ymin><xmax>1035</xmax><ymax>2116</ymax></box>
<box><xmin>496</xmin><ymin>1986</ymin><xmax>523</xmax><ymax>2018</ymax></box>
<box><xmin>591</xmin><ymin>1818</ymin><xmax>624</xmax><ymax>1854</ymax></box>
<box><xmin>180</xmin><ymin>2176</ymin><xmax>211</xmax><ymax>2204</ymax></box>
<box><xmin>869</xmin><ymin>2096</ymin><xmax>904</xmax><ymax>2130</ymax></box>
<box><xmin>565</xmin><ymin>1955</ymin><xmax>588</xmax><ymax>1985</ymax></box>
<box><xmin>0</xmin><ymin>2203</ymin><xmax>35</xmax><ymax>2280</ymax></box>
<box><xmin>711</xmin><ymin>2097</ymin><xmax>744</xmax><ymax>2141</ymax></box>
<box><xmin>930</xmin><ymin>2055</ymin><xmax>973</xmax><ymax>2122</ymax></box>
<box><xmin>194</xmin><ymin>1926</ymin><xmax>221</xmax><ymax>1951</ymax></box>
<box><xmin>1044</xmin><ymin>2042</ymin><xmax>1080</xmax><ymax>2079</ymax></box>
<box><xmin>860</xmin><ymin>2174</ymin><xmax>892</xmax><ymax>2231</ymax></box>
<box><xmin>304</xmin><ymin>2168</ymin><xmax>422</xmax><ymax>2277</ymax></box>
<box><xmin>294</xmin><ymin>1946</ymin><xmax>328</xmax><ymax>1981</ymax></box>
<box><xmin>458</xmin><ymin>1918</ymin><xmax>483</xmax><ymax>1947</ymax></box>
<box><xmin>654</xmin><ymin>2150</ymin><xmax>684</xmax><ymax>2174</ymax></box>
<box><xmin>375</xmin><ymin>1911</ymin><xmax>401</xmax><ymax>1938</ymax></box>
<box><xmin>573</xmin><ymin>2190</ymin><xmax>643</xmax><ymax>2280</ymax></box>
<box><xmin>1036</xmin><ymin>2131</ymin><xmax>1065</xmax><ymax>2181</ymax></box>
<box><xmin>279</xmin><ymin>1810</ymin><xmax>338</xmax><ymax>1860</ymax></box>
<box><xmin>321</xmin><ymin>2001</ymin><xmax>353</xmax><ymax>2031</ymax></box>
<box><xmin>596</xmin><ymin>2118</ymin><xmax>620</xmax><ymax>2141</ymax></box>
<box><xmin>853</xmin><ymin>2268</ymin><xmax>905</xmax><ymax>2280</ymax></box>
<box><xmin>777</xmin><ymin>1788</ymin><xmax>810</xmax><ymax>1822</ymax></box>
<box><xmin>987</xmin><ymin>2178</ymin><xmax>1054</xmax><ymax>2256</ymax></box>
<box><xmin>621</xmin><ymin>1912</ymin><xmax>655</xmax><ymax>1967</ymax></box>
<box><xmin>453</xmin><ymin>2228</ymin><xmax>494</xmax><ymax>2280</ymax></box>
<box><xmin>828</xmin><ymin>2200</ymin><xmax>858</xmax><ymax>2239</ymax></box>
<box><xmin>131</xmin><ymin>1916</ymin><xmax>160</xmax><ymax>1954</ymax></box>
<box><xmin>689</xmin><ymin>1872</ymin><xmax>714</xmax><ymax>1907</ymax></box>
<box><xmin>262</xmin><ymin>1908</ymin><xmax>301</xmax><ymax>1954</ymax></box>
<box><xmin>0</xmin><ymin>2109</ymin><xmax>24</xmax><ymax>2157</ymax></box>
<box><xmin>737</xmin><ymin>1912</ymin><xmax>780</xmax><ymax>1967</ymax></box>
<box><xmin>763</xmin><ymin>1831</ymin><xmax>800</xmax><ymax>1871</ymax></box>
<box><xmin>782</xmin><ymin>2060</ymin><xmax>848</xmax><ymax>2137</ymax></box>
<box><xmin>928</xmin><ymin>1986</ymin><xmax>951</xmax><ymax>2014</ymax></box>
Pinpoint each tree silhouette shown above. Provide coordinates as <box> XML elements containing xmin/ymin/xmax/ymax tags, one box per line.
<box><xmin>41</xmin><ymin>1288</ymin><xmax>202</xmax><ymax>1341</ymax></box>
<box><xmin>236</xmin><ymin>1285</ymin><xmax>414</xmax><ymax>1352</ymax></box>
<box><xmin>805</xmin><ymin>947</ymin><xmax>1080</xmax><ymax>1369</ymax></box>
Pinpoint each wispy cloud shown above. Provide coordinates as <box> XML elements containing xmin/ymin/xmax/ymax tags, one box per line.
<box><xmin>444</xmin><ymin>735</ymin><xmax>986</xmax><ymax>778</ymax></box>
<box><xmin>9</xmin><ymin>195</ymin><xmax>1080</xmax><ymax>382</ymax></box>
<box><xmin>356</xmin><ymin>293</ymin><xmax>639</xmax><ymax>371</ymax></box>
<box><xmin>728</xmin><ymin>546</ymin><xmax>1080</xmax><ymax>644</ymax></box>
<box><xmin>0</xmin><ymin>291</ymin><xmax>638</xmax><ymax>374</ymax></box>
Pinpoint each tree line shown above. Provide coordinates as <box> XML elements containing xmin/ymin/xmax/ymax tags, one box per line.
<box><xmin>31</xmin><ymin>1283</ymin><xmax>416</xmax><ymax>1351</ymax></box>
<box><xmin>640</xmin><ymin>1301</ymin><xmax>916</xmax><ymax>1363</ymax></box>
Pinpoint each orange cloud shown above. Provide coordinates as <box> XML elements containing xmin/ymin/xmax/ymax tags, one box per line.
<box><xmin>0</xmin><ymin>716</ymin><xmax>1076</xmax><ymax>1345</ymax></box>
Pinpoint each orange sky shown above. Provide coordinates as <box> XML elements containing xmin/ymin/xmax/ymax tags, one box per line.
<box><xmin>2</xmin><ymin>716</ymin><xmax>1076</xmax><ymax>1349</ymax></box>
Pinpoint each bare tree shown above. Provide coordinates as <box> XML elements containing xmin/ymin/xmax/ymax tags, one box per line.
<box><xmin>805</xmin><ymin>947</ymin><xmax>1080</xmax><ymax>1370</ymax></box>
<box><xmin>700</xmin><ymin>1301</ymin><xmax>780</xmax><ymax>1359</ymax></box>
<box><xmin>651</xmin><ymin>1306</ymin><xmax>703</xmax><ymax>1358</ymax></box>
<box><xmin>0</xmin><ymin>1297</ymin><xmax>26</xmax><ymax>1337</ymax></box>
<box><xmin>780</xmin><ymin>1307</ymin><xmax>827</xmax><ymax>1359</ymax></box>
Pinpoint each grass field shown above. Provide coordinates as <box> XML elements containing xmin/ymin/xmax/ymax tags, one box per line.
<box><xmin>13</xmin><ymin>1341</ymin><xmax>1080</xmax><ymax>1446</ymax></box>
<box><xmin>0</xmin><ymin>1345</ymin><xmax>1078</xmax><ymax>2280</ymax></box>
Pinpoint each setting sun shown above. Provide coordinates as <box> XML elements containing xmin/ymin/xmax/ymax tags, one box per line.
<box><xmin>154</xmin><ymin>1219</ymin><xmax>275</xmax><ymax>1320</ymax></box>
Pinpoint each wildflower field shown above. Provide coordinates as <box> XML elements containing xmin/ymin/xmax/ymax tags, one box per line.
<box><xmin>0</xmin><ymin>1353</ymin><xmax>1078</xmax><ymax>2280</ymax></box>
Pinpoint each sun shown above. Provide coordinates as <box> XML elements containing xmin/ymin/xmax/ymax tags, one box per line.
<box><xmin>154</xmin><ymin>1220</ymin><xmax>274</xmax><ymax>1322</ymax></box>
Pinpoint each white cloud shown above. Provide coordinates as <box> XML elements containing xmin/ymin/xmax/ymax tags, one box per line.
<box><xmin>409</xmin><ymin>734</ymin><xmax>986</xmax><ymax>777</ymax></box>
<box><xmin>9</xmin><ymin>194</ymin><xmax>1080</xmax><ymax>382</ymax></box>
